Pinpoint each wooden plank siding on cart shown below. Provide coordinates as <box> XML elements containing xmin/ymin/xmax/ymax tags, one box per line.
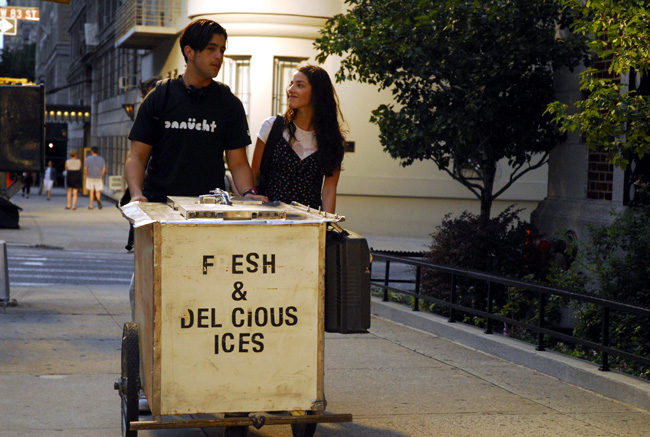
<box><xmin>128</xmin><ymin>200</ymin><xmax>331</xmax><ymax>416</ymax></box>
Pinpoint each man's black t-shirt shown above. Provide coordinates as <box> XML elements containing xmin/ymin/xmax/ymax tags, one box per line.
<box><xmin>128</xmin><ymin>77</ymin><xmax>251</xmax><ymax>202</ymax></box>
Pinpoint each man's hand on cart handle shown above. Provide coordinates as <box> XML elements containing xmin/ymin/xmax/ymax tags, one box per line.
<box><xmin>130</xmin><ymin>194</ymin><xmax>148</xmax><ymax>202</ymax></box>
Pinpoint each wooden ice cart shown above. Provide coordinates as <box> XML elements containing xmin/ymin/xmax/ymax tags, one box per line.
<box><xmin>116</xmin><ymin>192</ymin><xmax>353</xmax><ymax>436</ymax></box>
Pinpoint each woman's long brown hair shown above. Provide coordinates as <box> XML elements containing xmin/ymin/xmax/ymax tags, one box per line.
<box><xmin>283</xmin><ymin>64</ymin><xmax>345</xmax><ymax>176</ymax></box>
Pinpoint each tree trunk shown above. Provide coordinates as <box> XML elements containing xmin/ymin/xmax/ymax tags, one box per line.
<box><xmin>479</xmin><ymin>162</ymin><xmax>497</xmax><ymax>223</ymax></box>
<box><xmin>480</xmin><ymin>194</ymin><xmax>492</xmax><ymax>223</ymax></box>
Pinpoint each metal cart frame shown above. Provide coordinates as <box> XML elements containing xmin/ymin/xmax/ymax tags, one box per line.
<box><xmin>115</xmin><ymin>197</ymin><xmax>353</xmax><ymax>436</ymax></box>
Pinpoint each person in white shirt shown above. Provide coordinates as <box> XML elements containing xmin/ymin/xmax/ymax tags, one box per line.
<box><xmin>43</xmin><ymin>161</ymin><xmax>57</xmax><ymax>200</ymax></box>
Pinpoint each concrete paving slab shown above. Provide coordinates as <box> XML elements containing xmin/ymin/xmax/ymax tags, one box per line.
<box><xmin>324</xmin><ymin>334</ymin><xmax>449</xmax><ymax>370</ymax></box>
<box><xmin>366</xmin><ymin>316</ymin><xmax>640</xmax><ymax>414</ymax></box>
<box><xmin>565</xmin><ymin>411</ymin><xmax>650</xmax><ymax>437</ymax></box>
<box><xmin>373</xmin><ymin>297</ymin><xmax>650</xmax><ymax>412</ymax></box>
<box><xmin>325</xmin><ymin>366</ymin><xmax>544</xmax><ymax>416</ymax></box>
<box><xmin>368</xmin><ymin>413</ymin><xmax>617</xmax><ymax>437</ymax></box>
<box><xmin>8</xmin><ymin>285</ymin><xmax>130</xmax><ymax>318</ymax></box>
<box><xmin>0</xmin><ymin>338</ymin><xmax>120</xmax><ymax>374</ymax></box>
<box><xmin>1</xmin><ymin>188</ymin><xmax>129</xmax><ymax>251</ymax></box>
<box><xmin>0</xmin><ymin>374</ymin><xmax>119</xmax><ymax>435</ymax></box>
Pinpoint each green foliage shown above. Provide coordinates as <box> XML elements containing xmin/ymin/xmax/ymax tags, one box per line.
<box><xmin>547</xmin><ymin>0</ymin><xmax>650</xmax><ymax>168</ymax></box>
<box><xmin>569</xmin><ymin>204</ymin><xmax>650</xmax><ymax>306</ymax></box>
<box><xmin>549</xmin><ymin>190</ymin><xmax>650</xmax><ymax>378</ymax></box>
<box><xmin>424</xmin><ymin>206</ymin><xmax>547</xmax><ymax>276</ymax></box>
<box><xmin>0</xmin><ymin>43</ymin><xmax>36</xmax><ymax>82</ymax></box>
<box><xmin>566</xmin><ymin>0</ymin><xmax>650</xmax><ymax>75</ymax></box>
<box><xmin>316</xmin><ymin>0</ymin><xmax>586</xmax><ymax>219</ymax></box>
<box><xmin>419</xmin><ymin>207</ymin><xmax>559</xmax><ymax>332</ymax></box>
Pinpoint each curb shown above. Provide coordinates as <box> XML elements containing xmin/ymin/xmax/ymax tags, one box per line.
<box><xmin>371</xmin><ymin>297</ymin><xmax>650</xmax><ymax>412</ymax></box>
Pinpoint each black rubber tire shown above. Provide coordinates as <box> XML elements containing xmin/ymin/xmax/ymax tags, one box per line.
<box><xmin>291</xmin><ymin>412</ymin><xmax>317</xmax><ymax>437</ymax></box>
<box><xmin>291</xmin><ymin>423</ymin><xmax>317</xmax><ymax>437</ymax></box>
<box><xmin>120</xmin><ymin>322</ymin><xmax>140</xmax><ymax>437</ymax></box>
<box><xmin>223</xmin><ymin>425</ymin><xmax>249</xmax><ymax>437</ymax></box>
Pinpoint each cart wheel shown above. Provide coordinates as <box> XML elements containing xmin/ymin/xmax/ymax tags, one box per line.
<box><xmin>223</xmin><ymin>426</ymin><xmax>249</xmax><ymax>437</ymax></box>
<box><xmin>291</xmin><ymin>412</ymin><xmax>317</xmax><ymax>437</ymax></box>
<box><xmin>120</xmin><ymin>322</ymin><xmax>140</xmax><ymax>437</ymax></box>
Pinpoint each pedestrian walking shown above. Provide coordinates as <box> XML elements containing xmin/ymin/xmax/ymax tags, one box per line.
<box><xmin>65</xmin><ymin>150</ymin><xmax>82</xmax><ymax>210</ymax></box>
<box><xmin>21</xmin><ymin>171</ymin><xmax>34</xmax><ymax>198</ymax></box>
<box><xmin>42</xmin><ymin>161</ymin><xmax>57</xmax><ymax>200</ymax></box>
<box><xmin>84</xmin><ymin>147</ymin><xmax>106</xmax><ymax>209</ymax></box>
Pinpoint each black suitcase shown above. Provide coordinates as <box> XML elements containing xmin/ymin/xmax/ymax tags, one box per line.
<box><xmin>325</xmin><ymin>225</ymin><xmax>371</xmax><ymax>333</ymax></box>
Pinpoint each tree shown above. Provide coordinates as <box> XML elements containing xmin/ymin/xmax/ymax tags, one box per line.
<box><xmin>546</xmin><ymin>0</ymin><xmax>650</xmax><ymax>169</ymax></box>
<box><xmin>315</xmin><ymin>0</ymin><xmax>586</xmax><ymax>221</ymax></box>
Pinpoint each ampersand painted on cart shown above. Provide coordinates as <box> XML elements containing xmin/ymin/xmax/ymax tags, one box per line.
<box><xmin>232</xmin><ymin>281</ymin><xmax>247</xmax><ymax>301</ymax></box>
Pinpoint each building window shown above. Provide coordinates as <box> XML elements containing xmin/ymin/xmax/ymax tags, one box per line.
<box><xmin>47</xmin><ymin>69</ymin><xmax>55</xmax><ymax>88</ymax></box>
<box><xmin>217</xmin><ymin>56</ymin><xmax>251</xmax><ymax>117</ymax></box>
<box><xmin>272</xmin><ymin>57</ymin><xmax>307</xmax><ymax>116</ymax></box>
<box><xmin>586</xmin><ymin>56</ymin><xmax>616</xmax><ymax>201</ymax></box>
<box><xmin>97</xmin><ymin>48</ymin><xmax>140</xmax><ymax>100</ymax></box>
<box><xmin>587</xmin><ymin>147</ymin><xmax>613</xmax><ymax>201</ymax></box>
<box><xmin>102</xmin><ymin>0</ymin><xmax>119</xmax><ymax>27</ymax></box>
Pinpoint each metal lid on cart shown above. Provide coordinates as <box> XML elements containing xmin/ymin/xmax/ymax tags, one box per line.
<box><xmin>121</xmin><ymin>194</ymin><xmax>344</xmax><ymax>228</ymax></box>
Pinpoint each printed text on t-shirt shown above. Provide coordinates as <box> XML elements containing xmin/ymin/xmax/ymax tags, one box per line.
<box><xmin>165</xmin><ymin>118</ymin><xmax>217</xmax><ymax>132</ymax></box>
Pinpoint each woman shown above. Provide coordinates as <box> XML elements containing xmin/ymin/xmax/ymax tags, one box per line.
<box><xmin>252</xmin><ymin>64</ymin><xmax>345</xmax><ymax>213</ymax></box>
<box><xmin>65</xmin><ymin>150</ymin><xmax>82</xmax><ymax>210</ymax></box>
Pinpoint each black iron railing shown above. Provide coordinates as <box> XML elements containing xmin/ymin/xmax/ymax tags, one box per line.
<box><xmin>370</xmin><ymin>251</ymin><xmax>650</xmax><ymax>371</ymax></box>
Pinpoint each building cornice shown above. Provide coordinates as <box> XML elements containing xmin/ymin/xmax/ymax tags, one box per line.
<box><xmin>201</xmin><ymin>13</ymin><xmax>328</xmax><ymax>40</ymax></box>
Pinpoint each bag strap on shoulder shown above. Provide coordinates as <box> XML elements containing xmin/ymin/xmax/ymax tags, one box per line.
<box><xmin>152</xmin><ymin>78</ymin><xmax>172</xmax><ymax>122</ymax></box>
<box><xmin>260</xmin><ymin>115</ymin><xmax>284</xmax><ymax>176</ymax></box>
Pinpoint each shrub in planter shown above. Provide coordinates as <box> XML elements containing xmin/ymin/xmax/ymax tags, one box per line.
<box><xmin>549</xmin><ymin>196</ymin><xmax>650</xmax><ymax>378</ymax></box>
<box><xmin>420</xmin><ymin>206</ymin><xmax>558</xmax><ymax>334</ymax></box>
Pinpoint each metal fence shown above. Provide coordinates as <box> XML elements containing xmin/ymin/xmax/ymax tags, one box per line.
<box><xmin>370</xmin><ymin>251</ymin><xmax>650</xmax><ymax>372</ymax></box>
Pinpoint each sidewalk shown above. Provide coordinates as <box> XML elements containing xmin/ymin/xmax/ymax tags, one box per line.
<box><xmin>1</xmin><ymin>188</ymin><xmax>650</xmax><ymax>436</ymax></box>
<box><xmin>0</xmin><ymin>187</ymin><xmax>130</xmax><ymax>251</ymax></box>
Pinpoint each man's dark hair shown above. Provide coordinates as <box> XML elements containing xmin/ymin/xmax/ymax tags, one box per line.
<box><xmin>91</xmin><ymin>147</ymin><xmax>99</xmax><ymax>154</ymax></box>
<box><xmin>180</xmin><ymin>19</ymin><xmax>228</xmax><ymax>63</ymax></box>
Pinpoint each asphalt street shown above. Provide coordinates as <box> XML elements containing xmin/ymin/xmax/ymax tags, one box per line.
<box><xmin>7</xmin><ymin>246</ymin><xmax>132</xmax><ymax>287</ymax></box>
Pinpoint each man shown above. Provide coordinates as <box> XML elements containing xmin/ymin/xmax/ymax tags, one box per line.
<box><xmin>121</xmin><ymin>75</ymin><xmax>163</xmax><ymax>253</ymax></box>
<box><xmin>84</xmin><ymin>147</ymin><xmax>106</xmax><ymax>209</ymax></box>
<box><xmin>123</xmin><ymin>19</ymin><xmax>265</xmax><ymax>413</ymax></box>
<box><xmin>125</xmin><ymin>18</ymin><xmax>266</xmax><ymax>204</ymax></box>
